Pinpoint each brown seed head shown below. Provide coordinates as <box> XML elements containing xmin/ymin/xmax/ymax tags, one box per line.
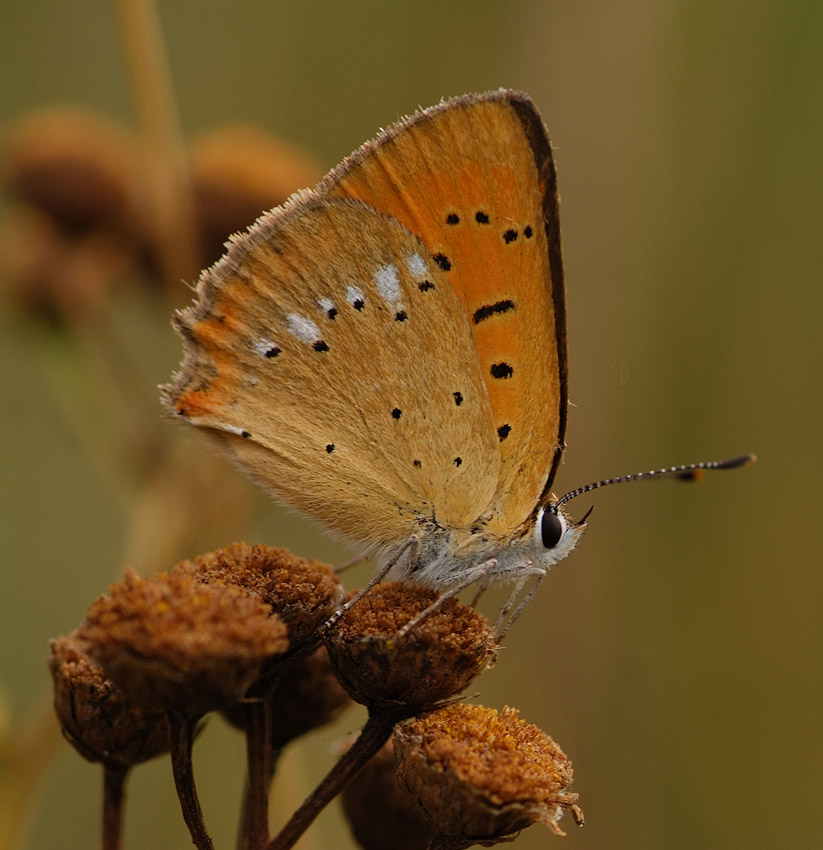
<box><xmin>49</xmin><ymin>633</ymin><xmax>170</xmax><ymax>766</ymax></box>
<box><xmin>189</xmin><ymin>125</ymin><xmax>322</xmax><ymax>266</ymax></box>
<box><xmin>394</xmin><ymin>703</ymin><xmax>583</xmax><ymax>842</ymax></box>
<box><xmin>2</xmin><ymin>106</ymin><xmax>140</xmax><ymax>238</ymax></box>
<box><xmin>182</xmin><ymin>542</ymin><xmax>342</xmax><ymax>649</ymax></box>
<box><xmin>341</xmin><ymin>739</ymin><xmax>437</xmax><ymax>850</ymax></box>
<box><xmin>1</xmin><ymin>207</ymin><xmax>136</xmax><ymax>321</ymax></box>
<box><xmin>77</xmin><ymin>567</ymin><xmax>289</xmax><ymax>716</ymax></box>
<box><xmin>324</xmin><ymin>583</ymin><xmax>497</xmax><ymax>715</ymax></box>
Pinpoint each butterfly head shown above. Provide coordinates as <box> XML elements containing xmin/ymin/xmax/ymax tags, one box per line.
<box><xmin>530</xmin><ymin>501</ymin><xmax>593</xmax><ymax>569</ymax></box>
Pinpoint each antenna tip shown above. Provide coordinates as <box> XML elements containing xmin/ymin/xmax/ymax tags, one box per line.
<box><xmin>676</xmin><ymin>453</ymin><xmax>757</xmax><ymax>481</ymax></box>
<box><xmin>720</xmin><ymin>453</ymin><xmax>757</xmax><ymax>469</ymax></box>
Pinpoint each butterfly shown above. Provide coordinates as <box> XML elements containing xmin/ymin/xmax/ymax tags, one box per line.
<box><xmin>163</xmin><ymin>89</ymin><xmax>752</xmax><ymax>592</ymax></box>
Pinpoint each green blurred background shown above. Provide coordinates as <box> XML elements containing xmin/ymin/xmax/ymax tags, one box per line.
<box><xmin>1</xmin><ymin>1</ymin><xmax>820</xmax><ymax>849</ymax></box>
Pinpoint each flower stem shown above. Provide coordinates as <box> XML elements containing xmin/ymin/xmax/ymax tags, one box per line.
<box><xmin>114</xmin><ymin>0</ymin><xmax>199</xmax><ymax>295</ymax></box>
<box><xmin>264</xmin><ymin>710</ymin><xmax>399</xmax><ymax>850</ymax></box>
<box><xmin>102</xmin><ymin>763</ymin><xmax>128</xmax><ymax>850</ymax></box>
<box><xmin>237</xmin><ymin>749</ymin><xmax>283</xmax><ymax>850</ymax></box>
<box><xmin>168</xmin><ymin>713</ymin><xmax>214</xmax><ymax>850</ymax></box>
<box><xmin>240</xmin><ymin>691</ymin><xmax>277</xmax><ymax>850</ymax></box>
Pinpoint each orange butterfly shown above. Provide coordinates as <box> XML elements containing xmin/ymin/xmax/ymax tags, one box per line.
<box><xmin>164</xmin><ymin>90</ymin><xmax>753</xmax><ymax>591</ymax></box>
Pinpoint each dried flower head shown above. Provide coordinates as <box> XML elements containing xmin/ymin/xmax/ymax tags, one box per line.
<box><xmin>341</xmin><ymin>739</ymin><xmax>436</xmax><ymax>850</ymax></box>
<box><xmin>1</xmin><ymin>207</ymin><xmax>136</xmax><ymax>320</ymax></box>
<box><xmin>182</xmin><ymin>542</ymin><xmax>342</xmax><ymax>650</ymax></box>
<box><xmin>2</xmin><ymin>105</ymin><xmax>140</xmax><ymax>238</ymax></box>
<box><xmin>188</xmin><ymin>125</ymin><xmax>322</xmax><ymax>266</ymax></box>
<box><xmin>394</xmin><ymin>703</ymin><xmax>583</xmax><ymax>844</ymax></box>
<box><xmin>222</xmin><ymin>644</ymin><xmax>351</xmax><ymax>748</ymax></box>
<box><xmin>325</xmin><ymin>582</ymin><xmax>497</xmax><ymax>715</ymax></box>
<box><xmin>49</xmin><ymin>632</ymin><xmax>170</xmax><ymax>766</ymax></box>
<box><xmin>1</xmin><ymin>107</ymin><xmax>140</xmax><ymax>321</ymax></box>
<box><xmin>77</xmin><ymin>567</ymin><xmax>289</xmax><ymax>717</ymax></box>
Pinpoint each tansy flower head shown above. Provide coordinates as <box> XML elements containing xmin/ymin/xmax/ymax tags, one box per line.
<box><xmin>394</xmin><ymin>703</ymin><xmax>583</xmax><ymax>845</ymax></box>
<box><xmin>77</xmin><ymin>567</ymin><xmax>288</xmax><ymax>717</ymax></box>
<box><xmin>49</xmin><ymin>632</ymin><xmax>170</xmax><ymax>767</ymax></box>
<box><xmin>324</xmin><ymin>583</ymin><xmax>497</xmax><ymax>716</ymax></box>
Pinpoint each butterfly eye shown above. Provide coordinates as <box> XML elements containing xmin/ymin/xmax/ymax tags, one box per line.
<box><xmin>537</xmin><ymin>508</ymin><xmax>566</xmax><ymax>550</ymax></box>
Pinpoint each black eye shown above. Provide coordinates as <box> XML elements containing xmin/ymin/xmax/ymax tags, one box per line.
<box><xmin>540</xmin><ymin>509</ymin><xmax>565</xmax><ymax>549</ymax></box>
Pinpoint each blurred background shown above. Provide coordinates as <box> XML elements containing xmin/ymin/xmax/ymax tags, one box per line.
<box><xmin>1</xmin><ymin>1</ymin><xmax>820</xmax><ymax>849</ymax></box>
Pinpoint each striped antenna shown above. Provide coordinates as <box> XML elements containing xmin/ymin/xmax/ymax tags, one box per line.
<box><xmin>555</xmin><ymin>454</ymin><xmax>756</xmax><ymax>510</ymax></box>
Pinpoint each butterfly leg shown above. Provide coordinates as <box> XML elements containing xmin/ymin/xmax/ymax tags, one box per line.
<box><xmin>333</xmin><ymin>554</ymin><xmax>369</xmax><ymax>574</ymax></box>
<box><xmin>469</xmin><ymin>575</ymin><xmax>491</xmax><ymax>609</ymax></box>
<box><xmin>495</xmin><ymin>573</ymin><xmax>546</xmax><ymax>640</ymax></box>
<box><xmin>396</xmin><ymin>559</ymin><xmax>499</xmax><ymax>638</ymax></box>
<box><xmin>493</xmin><ymin>574</ymin><xmax>530</xmax><ymax>631</ymax></box>
<box><xmin>322</xmin><ymin>538</ymin><xmax>420</xmax><ymax>631</ymax></box>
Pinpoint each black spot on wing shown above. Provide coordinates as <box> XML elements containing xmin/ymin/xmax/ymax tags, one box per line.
<box><xmin>490</xmin><ymin>362</ymin><xmax>513</xmax><ymax>379</ymax></box>
<box><xmin>473</xmin><ymin>300</ymin><xmax>515</xmax><ymax>324</ymax></box>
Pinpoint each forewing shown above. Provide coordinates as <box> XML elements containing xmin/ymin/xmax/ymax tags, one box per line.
<box><xmin>323</xmin><ymin>90</ymin><xmax>568</xmax><ymax>528</ymax></box>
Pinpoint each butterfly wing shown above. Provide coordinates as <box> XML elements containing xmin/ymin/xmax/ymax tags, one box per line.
<box><xmin>322</xmin><ymin>90</ymin><xmax>568</xmax><ymax>529</ymax></box>
<box><xmin>164</xmin><ymin>197</ymin><xmax>500</xmax><ymax>554</ymax></box>
<box><xmin>164</xmin><ymin>90</ymin><xmax>567</xmax><ymax>558</ymax></box>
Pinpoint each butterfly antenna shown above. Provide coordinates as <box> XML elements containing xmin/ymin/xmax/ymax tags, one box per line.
<box><xmin>555</xmin><ymin>453</ymin><xmax>756</xmax><ymax>510</ymax></box>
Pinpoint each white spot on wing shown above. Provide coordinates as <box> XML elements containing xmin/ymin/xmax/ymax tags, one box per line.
<box><xmin>346</xmin><ymin>285</ymin><xmax>365</xmax><ymax>306</ymax></box>
<box><xmin>318</xmin><ymin>298</ymin><xmax>335</xmax><ymax>314</ymax></box>
<box><xmin>287</xmin><ymin>314</ymin><xmax>321</xmax><ymax>343</ymax></box>
<box><xmin>253</xmin><ymin>338</ymin><xmax>278</xmax><ymax>357</ymax></box>
<box><xmin>406</xmin><ymin>253</ymin><xmax>428</xmax><ymax>278</ymax></box>
<box><xmin>374</xmin><ymin>264</ymin><xmax>402</xmax><ymax>305</ymax></box>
